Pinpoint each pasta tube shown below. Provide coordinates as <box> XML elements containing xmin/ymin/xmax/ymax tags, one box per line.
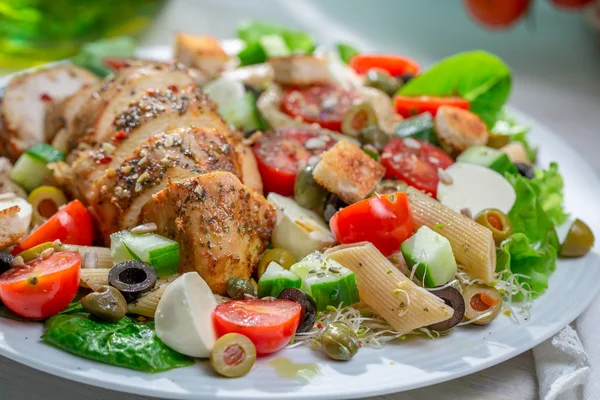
<box><xmin>326</xmin><ymin>242</ymin><xmax>454</xmax><ymax>333</ymax></box>
<box><xmin>59</xmin><ymin>244</ymin><xmax>113</xmax><ymax>269</ymax></box>
<box><xmin>127</xmin><ymin>276</ymin><xmax>177</xmax><ymax>317</ymax></box>
<box><xmin>406</xmin><ymin>187</ymin><xmax>496</xmax><ymax>283</ymax></box>
<box><xmin>80</xmin><ymin>268</ymin><xmax>109</xmax><ymax>291</ymax></box>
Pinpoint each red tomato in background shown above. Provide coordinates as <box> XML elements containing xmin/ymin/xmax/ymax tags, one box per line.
<box><xmin>393</xmin><ymin>95</ymin><xmax>470</xmax><ymax>118</ymax></box>
<box><xmin>464</xmin><ymin>0</ymin><xmax>530</xmax><ymax>29</ymax></box>
<box><xmin>0</xmin><ymin>252</ymin><xmax>81</xmax><ymax>319</ymax></box>
<box><xmin>550</xmin><ymin>0</ymin><xmax>594</xmax><ymax>9</ymax></box>
<box><xmin>349</xmin><ymin>54</ymin><xmax>421</xmax><ymax>77</ymax></box>
<box><xmin>381</xmin><ymin>138</ymin><xmax>454</xmax><ymax>196</ymax></box>
<box><xmin>213</xmin><ymin>298</ymin><xmax>301</xmax><ymax>355</ymax></box>
<box><xmin>280</xmin><ymin>86</ymin><xmax>357</xmax><ymax>132</ymax></box>
<box><xmin>252</xmin><ymin>127</ymin><xmax>335</xmax><ymax>196</ymax></box>
<box><xmin>12</xmin><ymin>200</ymin><xmax>94</xmax><ymax>255</ymax></box>
<box><xmin>329</xmin><ymin>192</ymin><xmax>414</xmax><ymax>257</ymax></box>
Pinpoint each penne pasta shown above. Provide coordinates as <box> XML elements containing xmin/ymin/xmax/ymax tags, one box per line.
<box><xmin>406</xmin><ymin>187</ymin><xmax>496</xmax><ymax>283</ymax></box>
<box><xmin>60</xmin><ymin>244</ymin><xmax>113</xmax><ymax>269</ymax></box>
<box><xmin>79</xmin><ymin>268</ymin><xmax>109</xmax><ymax>291</ymax></box>
<box><xmin>127</xmin><ymin>276</ymin><xmax>177</xmax><ymax>318</ymax></box>
<box><xmin>325</xmin><ymin>242</ymin><xmax>454</xmax><ymax>334</ymax></box>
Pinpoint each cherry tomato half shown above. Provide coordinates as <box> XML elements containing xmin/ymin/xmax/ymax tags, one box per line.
<box><xmin>393</xmin><ymin>95</ymin><xmax>470</xmax><ymax>118</ymax></box>
<box><xmin>281</xmin><ymin>85</ymin><xmax>358</xmax><ymax>132</ymax></box>
<box><xmin>349</xmin><ymin>54</ymin><xmax>421</xmax><ymax>77</ymax></box>
<box><xmin>12</xmin><ymin>200</ymin><xmax>94</xmax><ymax>255</ymax></box>
<box><xmin>252</xmin><ymin>127</ymin><xmax>335</xmax><ymax>196</ymax></box>
<box><xmin>381</xmin><ymin>138</ymin><xmax>454</xmax><ymax>196</ymax></box>
<box><xmin>0</xmin><ymin>252</ymin><xmax>81</xmax><ymax>319</ymax></box>
<box><xmin>463</xmin><ymin>0</ymin><xmax>530</xmax><ymax>29</ymax></box>
<box><xmin>329</xmin><ymin>192</ymin><xmax>414</xmax><ymax>257</ymax></box>
<box><xmin>213</xmin><ymin>298</ymin><xmax>302</xmax><ymax>355</ymax></box>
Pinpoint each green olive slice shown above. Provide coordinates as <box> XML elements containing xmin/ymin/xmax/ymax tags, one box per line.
<box><xmin>227</xmin><ymin>277</ymin><xmax>256</xmax><ymax>300</ymax></box>
<box><xmin>16</xmin><ymin>242</ymin><xmax>57</xmax><ymax>262</ymax></box>
<box><xmin>364</xmin><ymin>68</ymin><xmax>402</xmax><ymax>96</ymax></box>
<box><xmin>294</xmin><ymin>164</ymin><xmax>328</xmax><ymax>210</ymax></box>
<box><xmin>561</xmin><ymin>219</ymin><xmax>595</xmax><ymax>258</ymax></box>
<box><xmin>341</xmin><ymin>103</ymin><xmax>377</xmax><ymax>137</ymax></box>
<box><xmin>321</xmin><ymin>322</ymin><xmax>359</xmax><ymax>361</ymax></box>
<box><xmin>257</xmin><ymin>248</ymin><xmax>296</xmax><ymax>279</ymax></box>
<box><xmin>486</xmin><ymin>132</ymin><xmax>510</xmax><ymax>149</ymax></box>
<box><xmin>210</xmin><ymin>333</ymin><xmax>256</xmax><ymax>378</ymax></box>
<box><xmin>462</xmin><ymin>284</ymin><xmax>502</xmax><ymax>326</ymax></box>
<box><xmin>81</xmin><ymin>285</ymin><xmax>127</xmax><ymax>322</ymax></box>
<box><xmin>357</xmin><ymin>125</ymin><xmax>390</xmax><ymax>151</ymax></box>
<box><xmin>474</xmin><ymin>208</ymin><xmax>513</xmax><ymax>245</ymax></box>
<box><xmin>28</xmin><ymin>186</ymin><xmax>68</xmax><ymax>225</ymax></box>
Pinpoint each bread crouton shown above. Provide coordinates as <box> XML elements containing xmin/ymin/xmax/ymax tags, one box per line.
<box><xmin>269</xmin><ymin>55</ymin><xmax>332</xmax><ymax>87</ymax></box>
<box><xmin>174</xmin><ymin>33</ymin><xmax>229</xmax><ymax>78</ymax></box>
<box><xmin>501</xmin><ymin>141</ymin><xmax>531</xmax><ymax>164</ymax></box>
<box><xmin>435</xmin><ymin>106</ymin><xmax>488</xmax><ymax>157</ymax></box>
<box><xmin>313</xmin><ymin>140</ymin><xmax>385</xmax><ymax>204</ymax></box>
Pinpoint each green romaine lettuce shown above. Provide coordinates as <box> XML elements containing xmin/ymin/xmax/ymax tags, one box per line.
<box><xmin>398</xmin><ymin>51</ymin><xmax>511</xmax><ymax>128</ymax></box>
<box><xmin>532</xmin><ymin>163</ymin><xmax>569</xmax><ymax>226</ymax></box>
<box><xmin>43</xmin><ymin>313</ymin><xmax>194</xmax><ymax>373</ymax></box>
<box><xmin>336</xmin><ymin>43</ymin><xmax>359</xmax><ymax>64</ymax></box>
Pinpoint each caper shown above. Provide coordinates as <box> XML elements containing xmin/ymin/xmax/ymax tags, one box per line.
<box><xmin>370</xmin><ymin>180</ymin><xmax>408</xmax><ymax>196</ymax></box>
<box><xmin>475</xmin><ymin>208</ymin><xmax>513</xmax><ymax>245</ymax></box>
<box><xmin>294</xmin><ymin>164</ymin><xmax>328</xmax><ymax>210</ymax></box>
<box><xmin>364</xmin><ymin>68</ymin><xmax>402</xmax><ymax>96</ymax></box>
<box><xmin>341</xmin><ymin>103</ymin><xmax>378</xmax><ymax>137</ymax></box>
<box><xmin>561</xmin><ymin>219</ymin><xmax>595</xmax><ymax>258</ymax></box>
<box><xmin>227</xmin><ymin>277</ymin><xmax>256</xmax><ymax>300</ymax></box>
<box><xmin>462</xmin><ymin>284</ymin><xmax>502</xmax><ymax>325</ymax></box>
<box><xmin>257</xmin><ymin>248</ymin><xmax>296</xmax><ymax>279</ymax></box>
<box><xmin>210</xmin><ymin>333</ymin><xmax>256</xmax><ymax>378</ymax></box>
<box><xmin>81</xmin><ymin>285</ymin><xmax>128</xmax><ymax>322</ymax></box>
<box><xmin>321</xmin><ymin>322</ymin><xmax>359</xmax><ymax>361</ymax></box>
<box><xmin>357</xmin><ymin>125</ymin><xmax>390</xmax><ymax>151</ymax></box>
<box><xmin>486</xmin><ymin>132</ymin><xmax>510</xmax><ymax>149</ymax></box>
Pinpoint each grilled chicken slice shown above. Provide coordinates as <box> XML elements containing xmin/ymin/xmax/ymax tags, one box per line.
<box><xmin>269</xmin><ymin>55</ymin><xmax>332</xmax><ymax>87</ymax></box>
<box><xmin>67</xmin><ymin>86</ymin><xmax>235</xmax><ymax>204</ymax></box>
<box><xmin>140</xmin><ymin>171</ymin><xmax>275</xmax><ymax>295</ymax></box>
<box><xmin>0</xmin><ymin>65</ymin><xmax>98</xmax><ymax>160</ymax></box>
<box><xmin>91</xmin><ymin>127</ymin><xmax>243</xmax><ymax>241</ymax></box>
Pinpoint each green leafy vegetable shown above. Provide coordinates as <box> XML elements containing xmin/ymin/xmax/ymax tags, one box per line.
<box><xmin>43</xmin><ymin>313</ymin><xmax>194</xmax><ymax>372</ymax></box>
<box><xmin>336</xmin><ymin>43</ymin><xmax>358</xmax><ymax>64</ymax></box>
<box><xmin>72</xmin><ymin>36</ymin><xmax>136</xmax><ymax>77</ymax></box>
<box><xmin>492</xmin><ymin>108</ymin><xmax>537</xmax><ymax>162</ymax></box>
<box><xmin>398</xmin><ymin>51</ymin><xmax>511</xmax><ymax>128</ymax></box>
<box><xmin>532</xmin><ymin>163</ymin><xmax>568</xmax><ymax>226</ymax></box>
<box><xmin>496</xmin><ymin>231</ymin><xmax>559</xmax><ymax>298</ymax></box>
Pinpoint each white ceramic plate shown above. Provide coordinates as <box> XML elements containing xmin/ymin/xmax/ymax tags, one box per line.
<box><xmin>0</xmin><ymin>46</ymin><xmax>599</xmax><ymax>400</ymax></box>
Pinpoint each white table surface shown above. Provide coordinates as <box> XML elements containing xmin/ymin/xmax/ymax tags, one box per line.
<box><xmin>1</xmin><ymin>1</ymin><xmax>599</xmax><ymax>399</ymax></box>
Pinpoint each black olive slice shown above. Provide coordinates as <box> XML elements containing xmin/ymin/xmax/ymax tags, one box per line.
<box><xmin>278</xmin><ymin>288</ymin><xmax>317</xmax><ymax>333</ymax></box>
<box><xmin>108</xmin><ymin>260</ymin><xmax>157</xmax><ymax>303</ymax></box>
<box><xmin>514</xmin><ymin>162</ymin><xmax>534</xmax><ymax>179</ymax></box>
<box><xmin>0</xmin><ymin>251</ymin><xmax>14</xmax><ymax>274</ymax></box>
<box><xmin>427</xmin><ymin>286</ymin><xmax>465</xmax><ymax>331</ymax></box>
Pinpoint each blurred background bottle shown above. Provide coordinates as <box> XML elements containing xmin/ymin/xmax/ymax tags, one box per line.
<box><xmin>0</xmin><ymin>0</ymin><xmax>166</xmax><ymax>68</ymax></box>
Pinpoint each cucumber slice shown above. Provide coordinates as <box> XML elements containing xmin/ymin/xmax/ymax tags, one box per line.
<box><xmin>26</xmin><ymin>144</ymin><xmax>65</xmax><ymax>163</ymax></box>
<box><xmin>457</xmin><ymin>145</ymin><xmax>517</xmax><ymax>175</ymax></box>
<box><xmin>221</xmin><ymin>92</ymin><xmax>267</xmax><ymax>132</ymax></box>
<box><xmin>290</xmin><ymin>252</ymin><xmax>360</xmax><ymax>311</ymax></box>
<box><xmin>401</xmin><ymin>226</ymin><xmax>457</xmax><ymax>288</ymax></box>
<box><xmin>394</xmin><ymin>113</ymin><xmax>437</xmax><ymax>145</ymax></box>
<box><xmin>110</xmin><ymin>230</ymin><xmax>180</xmax><ymax>277</ymax></box>
<box><xmin>203</xmin><ymin>76</ymin><xmax>246</xmax><ymax>113</ymax></box>
<box><xmin>10</xmin><ymin>153</ymin><xmax>50</xmax><ymax>192</ymax></box>
<box><xmin>257</xmin><ymin>261</ymin><xmax>301</xmax><ymax>298</ymax></box>
<box><xmin>259</xmin><ymin>34</ymin><xmax>291</xmax><ymax>58</ymax></box>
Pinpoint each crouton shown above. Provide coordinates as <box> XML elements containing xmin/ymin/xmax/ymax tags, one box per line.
<box><xmin>434</xmin><ymin>106</ymin><xmax>488</xmax><ymax>157</ymax></box>
<box><xmin>501</xmin><ymin>141</ymin><xmax>531</xmax><ymax>165</ymax></box>
<box><xmin>174</xmin><ymin>33</ymin><xmax>229</xmax><ymax>78</ymax></box>
<box><xmin>269</xmin><ymin>55</ymin><xmax>332</xmax><ymax>87</ymax></box>
<box><xmin>313</xmin><ymin>140</ymin><xmax>385</xmax><ymax>204</ymax></box>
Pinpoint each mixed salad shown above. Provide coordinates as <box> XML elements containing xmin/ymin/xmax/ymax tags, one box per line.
<box><xmin>0</xmin><ymin>20</ymin><xmax>595</xmax><ymax>378</ymax></box>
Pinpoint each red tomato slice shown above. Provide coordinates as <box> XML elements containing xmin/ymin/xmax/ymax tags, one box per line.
<box><xmin>329</xmin><ymin>192</ymin><xmax>414</xmax><ymax>257</ymax></box>
<box><xmin>213</xmin><ymin>298</ymin><xmax>301</xmax><ymax>355</ymax></box>
<box><xmin>349</xmin><ymin>54</ymin><xmax>421</xmax><ymax>77</ymax></box>
<box><xmin>12</xmin><ymin>200</ymin><xmax>94</xmax><ymax>255</ymax></box>
<box><xmin>550</xmin><ymin>0</ymin><xmax>594</xmax><ymax>8</ymax></box>
<box><xmin>280</xmin><ymin>86</ymin><xmax>357</xmax><ymax>132</ymax></box>
<box><xmin>381</xmin><ymin>138</ymin><xmax>454</xmax><ymax>196</ymax></box>
<box><xmin>252</xmin><ymin>127</ymin><xmax>335</xmax><ymax>196</ymax></box>
<box><xmin>0</xmin><ymin>252</ymin><xmax>81</xmax><ymax>319</ymax></box>
<box><xmin>393</xmin><ymin>95</ymin><xmax>470</xmax><ymax>118</ymax></box>
<box><xmin>464</xmin><ymin>0</ymin><xmax>530</xmax><ymax>29</ymax></box>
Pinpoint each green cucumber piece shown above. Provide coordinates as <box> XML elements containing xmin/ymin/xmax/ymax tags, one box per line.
<box><xmin>257</xmin><ymin>262</ymin><xmax>301</xmax><ymax>298</ymax></box>
<box><xmin>259</xmin><ymin>34</ymin><xmax>291</xmax><ymax>58</ymax></box>
<box><xmin>401</xmin><ymin>226</ymin><xmax>457</xmax><ymax>288</ymax></box>
<box><xmin>457</xmin><ymin>145</ymin><xmax>517</xmax><ymax>175</ymax></box>
<box><xmin>10</xmin><ymin>152</ymin><xmax>50</xmax><ymax>192</ymax></box>
<box><xmin>394</xmin><ymin>112</ymin><xmax>437</xmax><ymax>144</ymax></box>
<box><xmin>290</xmin><ymin>252</ymin><xmax>360</xmax><ymax>311</ymax></box>
<box><xmin>26</xmin><ymin>143</ymin><xmax>65</xmax><ymax>163</ymax></box>
<box><xmin>110</xmin><ymin>231</ymin><xmax>180</xmax><ymax>277</ymax></box>
<box><xmin>221</xmin><ymin>92</ymin><xmax>267</xmax><ymax>132</ymax></box>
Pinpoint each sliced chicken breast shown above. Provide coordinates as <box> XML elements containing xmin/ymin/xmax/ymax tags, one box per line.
<box><xmin>0</xmin><ymin>65</ymin><xmax>98</xmax><ymax>160</ymax></box>
<box><xmin>139</xmin><ymin>171</ymin><xmax>275</xmax><ymax>295</ymax></box>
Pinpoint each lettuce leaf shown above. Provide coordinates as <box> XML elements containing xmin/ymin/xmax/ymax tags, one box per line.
<box><xmin>532</xmin><ymin>163</ymin><xmax>569</xmax><ymax>226</ymax></box>
<box><xmin>336</xmin><ymin>43</ymin><xmax>359</xmax><ymax>64</ymax></box>
<box><xmin>398</xmin><ymin>51</ymin><xmax>511</xmax><ymax>128</ymax></box>
<box><xmin>236</xmin><ymin>20</ymin><xmax>316</xmax><ymax>60</ymax></box>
